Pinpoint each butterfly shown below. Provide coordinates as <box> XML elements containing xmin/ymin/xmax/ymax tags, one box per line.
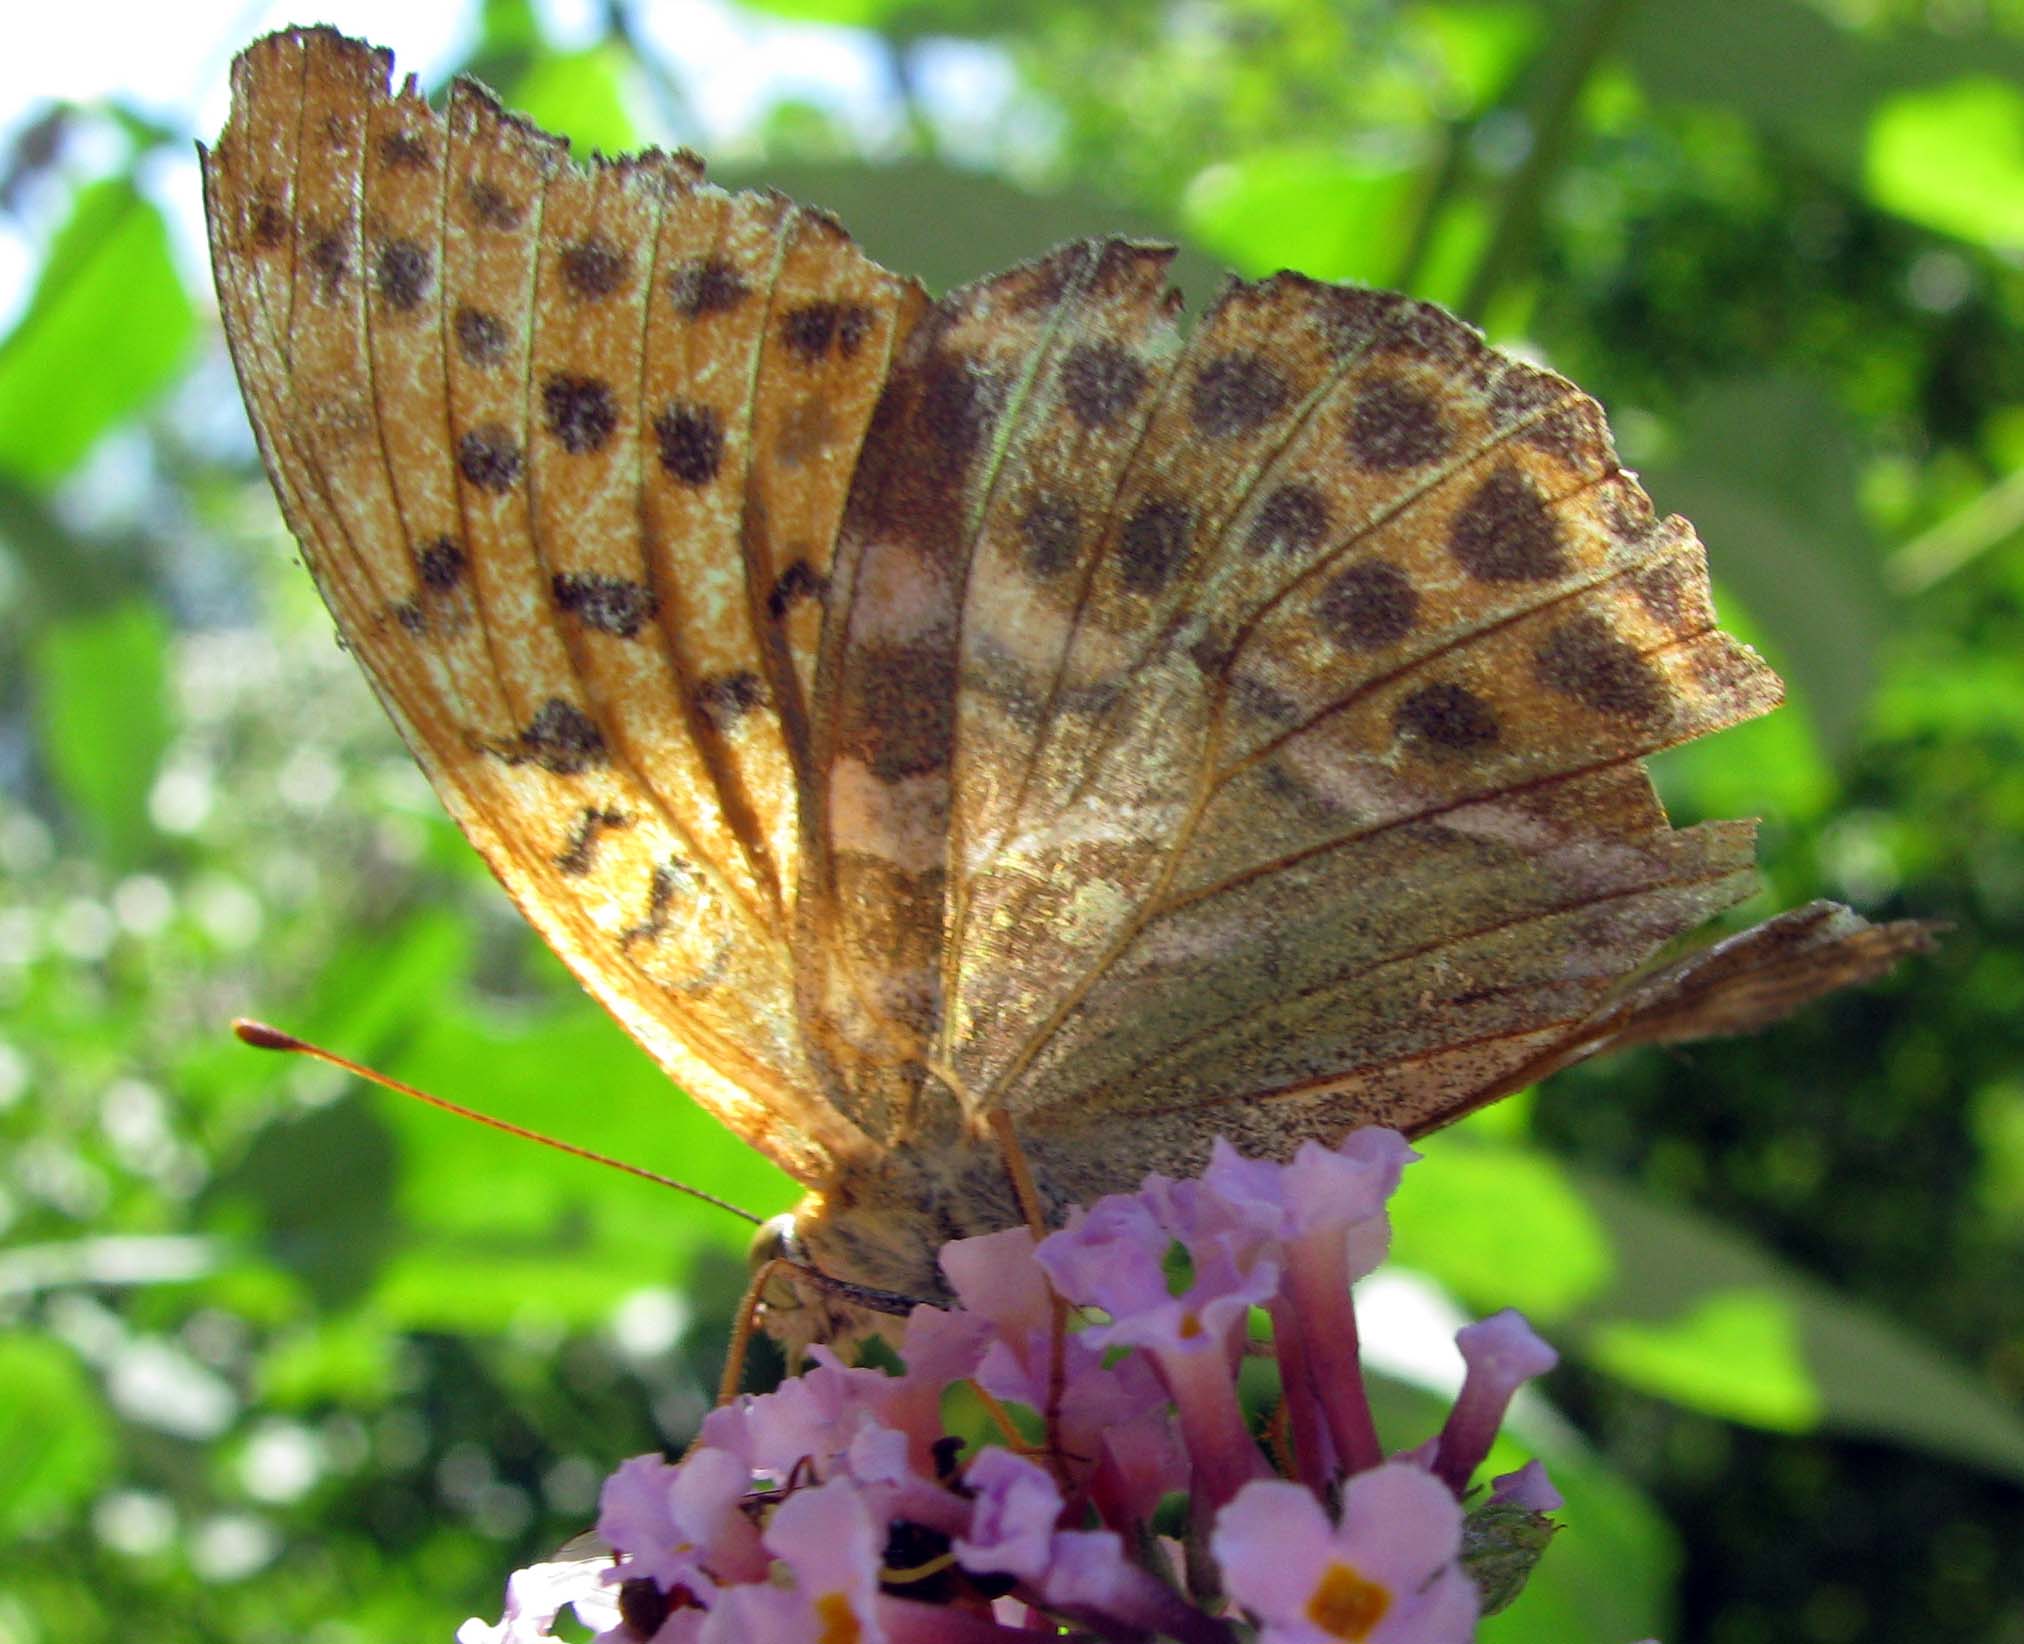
<box><xmin>202</xmin><ymin>27</ymin><xmax>1933</xmax><ymax>1344</ymax></box>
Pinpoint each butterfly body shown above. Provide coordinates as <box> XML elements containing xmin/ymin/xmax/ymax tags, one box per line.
<box><xmin>204</xmin><ymin>29</ymin><xmax>1933</xmax><ymax>1341</ymax></box>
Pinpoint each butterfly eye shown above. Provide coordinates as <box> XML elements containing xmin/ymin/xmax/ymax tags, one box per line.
<box><xmin>748</xmin><ymin>1211</ymin><xmax>804</xmax><ymax>1276</ymax></box>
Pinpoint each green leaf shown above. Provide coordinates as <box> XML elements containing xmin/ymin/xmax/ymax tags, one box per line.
<box><xmin>1183</xmin><ymin>146</ymin><xmax>1428</xmax><ymax>287</ymax></box>
<box><xmin>0</xmin><ymin>178</ymin><xmax>196</xmax><ymax>487</ymax></box>
<box><xmin>1622</xmin><ymin>0</ymin><xmax>2024</xmax><ymax>186</ymax></box>
<box><xmin>358</xmin><ymin>995</ymin><xmax>796</xmax><ymax>1334</ymax></box>
<box><xmin>1588</xmin><ymin>1287</ymin><xmax>1821</xmax><ymax>1431</ymax></box>
<box><xmin>1404</xmin><ymin>1135</ymin><xmax>2024</xmax><ymax>1481</ymax></box>
<box><xmin>0</xmin><ymin>1335</ymin><xmax>116</xmax><ymax>1538</ymax></box>
<box><xmin>506</xmin><ymin>45</ymin><xmax>639</xmax><ymax>158</ymax></box>
<box><xmin>1462</xmin><ymin>1499</ymin><xmax>1561</xmax><ymax>1617</ymax></box>
<box><xmin>1620</xmin><ymin>0</ymin><xmax>1874</xmax><ymax>180</ymax></box>
<box><xmin>31</xmin><ymin>601</ymin><xmax>172</xmax><ymax>868</ymax></box>
<box><xmin>1867</xmin><ymin>78</ymin><xmax>2024</xmax><ymax>249</ymax></box>
<box><xmin>739</xmin><ymin>0</ymin><xmax>896</xmax><ymax>22</ymax></box>
<box><xmin>1637</xmin><ymin>376</ymin><xmax>1886</xmax><ymax>758</ymax></box>
<box><xmin>1368</xmin><ymin>1374</ymin><xmax>1678</xmax><ymax>1641</ymax></box>
<box><xmin>716</xmin><ymin>159</ymin><xmax>1225</xmax><ymax>303</ymax></box>
<box><xmin>1390</xmin><ymin>1143</ymin><xmax>1616</xmax><ymax>1324</ymax></box>
<box><xmin>1402</xmin><ymin>2</ymin><xmax>1541</xmax><ymax>115</ymax></box>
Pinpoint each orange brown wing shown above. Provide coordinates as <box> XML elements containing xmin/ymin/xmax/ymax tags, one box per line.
<box><xmin>202</xmin><ymin>27</ymin><xmax>926</xmax><ymax>1183</ymax></box>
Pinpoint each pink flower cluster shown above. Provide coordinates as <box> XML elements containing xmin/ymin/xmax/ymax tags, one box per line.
<box><xmin>460</xmin><ymin>1131</ymin><xmax>1561</xmax><ymax>1644</ymax></box>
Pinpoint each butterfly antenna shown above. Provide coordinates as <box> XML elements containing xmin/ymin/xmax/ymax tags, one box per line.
<box><xmin>231</xmin><ymin>1018</ymin><xmax>764</xmax><ymax>1227</ymax></box>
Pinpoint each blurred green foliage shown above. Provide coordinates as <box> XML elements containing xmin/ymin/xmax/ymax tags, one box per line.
<box><xmin>3</xmin><ymin>0</ymin><xmax>2022</xmax><ymax>1640</ymax></box>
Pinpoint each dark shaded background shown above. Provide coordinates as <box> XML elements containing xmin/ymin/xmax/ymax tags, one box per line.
<box><xmin>3</xmin><ymin>2</ymin><xmax>2021</xmax><ymax>1640</ymax></box>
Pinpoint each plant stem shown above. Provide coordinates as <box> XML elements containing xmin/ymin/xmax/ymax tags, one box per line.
<box><xmin>1457</xmin><ymin>0</ymin><xmax>1636</xmax><ymax>326</ymax></box>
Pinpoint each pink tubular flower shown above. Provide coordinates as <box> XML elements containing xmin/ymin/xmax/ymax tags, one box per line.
<box><xmin>700</xmin><ymin>1478</ymin><xmax>884</xmax><ymax>1644</ymax></box>
<box><xmin>598</xmin><ymin>1448</ymin><xmax>767</xmax><ymax>1595</ymax></box>
<box><xmin>1432</xmin><ymin>1310</ymin><xmax>1559</xmax><ymax>1497</ymax></box>
<box><xmin>1213</xmin><ymin>1466</ymin><xmax>1478</xmax><ymax>1644</ymax></box>
<box><xmin>1203</xmin><ymin>1131</ymin><xmax>1417</xmax><ymax>1485</ymax></box>
<box><xmin>1489</xmin><ymin>1459</ymin><xmax>1563</xmax><ymax>1513</ymax></box>
<box><xmin>460</xmin><ymin>1129</ymin><xmax>1568</xmax><ymax>1644</ymax></box>
<box><xmin>1037</xmin><ymin>1180</ymin><xmax>1278</xmax><ymax>1509</ymax></box>
<box><xmin>953</xmin><ymin>1448</ymin><xmax>1063</xmax><ymax>1582</ymax></box>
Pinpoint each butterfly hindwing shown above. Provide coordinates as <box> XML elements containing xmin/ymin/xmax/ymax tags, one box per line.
<box><xmin>839</xmin><ymin>250</ymin><xmax>1910</xmax><ymax>1190</ymax></box>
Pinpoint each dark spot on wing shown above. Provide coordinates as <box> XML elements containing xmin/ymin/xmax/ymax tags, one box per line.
<box><xmin>375</xmin><ymin>238</ymin><xmax>432</xmax><ymax>313</ymax></box>
<box><xmin>1449</xmin><ymin>465</ymin><xmax>1566</xmax><ymax>583</ymax></box>
<box><xmin>504</xmin><ymin>699</ymin><xmax>607</xmax><ymax>775</ymax></box>
<box><xmin>1316</xmin><ymin>562</ymin><xmax>1420</xmax><ymax>651</ymax></box>
<box><xmin>1118</xmin><ymin>496</ymin><xmax>1192</xmax><ymax>595</ymax></box>
<box><xmin>413</xmin><ymin>537</ymin><xmax>466</xmax><ymax>590</ymax></box>
<box><xmin>457</xmin><ymin>426</ymin><xmax>522</xmax><ymax>493</ymax></box>
<box><xmin>1060</xmin><ymin>340</ymin><xmax>1149</xmax><ymax>429</ymax></box>
<box><xmin>552</xmin><ymin>571</ymin><xmax>658</xmax><ymax>638</ymax></box>
<box><xmin>251</xmin><ymin>199</ymin><xmax>289</xmax><ymax>250</ymax></box>
<box><xmin>1346</xmin><ymin>377</ymin><xmax>1451</xmax><ymax>468</ymax></box>
<box><xmin>1533</xmin><ymin>614</ymin><xmax>1665</xmax><ymax>720</ymax></box>
<box><xmin>379</xmin><ymin>129</ymin><xmax>431</xmax><ymax>170</ymax></box>
<box><xmin>767</xmin><ymin>558</ymin><xmax>827</xmax><ymax>619</ymax></box>
<box><xmin>695</xmin><ymin>671</ymin><xmax>768</xmax><ymax>728</ymax></box>
<box><xmin>782</xmin><ymin>301</ymin><xmax>875</xmax><ymax>363</ymax></box>
<box><xmin>555</xmin><ymin>806</ymin><xmax>629</xmax><ymax>875</ymax></box>
<box><xmin>1247</xmin><ymin>483</ymin><xmax>1330</xmax><ymax>557</ymax></box>
<box><xmin>454</xmin><ymin>305</ymin><xmax>512</xmax><ymax>368</ymax></box>
<box><xmin>560</xmin><ymin>234</ymin><xmax>631</xmax><ymax>301</ymax></box>
<box><xmin>1189</xmin><ymin>350</ymin><xmax>1288</xmax><ymax>437</ymax></box>
<box><xmin>669</xmin><ymin>257</ymin><xmax>748</xmax><ymax>317</ymax></box>
<box><xmin>307</xmin><ymin>228</ymin><xmax>348</xmax><ymax>295</ymax></box>
<box><xmin>918</xmin><ymin>352</ymin><xmax>1003</xmax><ymax>455</ymax></box>
<box><xmin>1017</xmin><ymin>493</ymin><xmax>1081</xmax><ymax>581</ymax></box>
<box><xmin>542</xmin><ymin>373</ymin><xmax>618</xmax><ymax>454</ymax></box>
<box><xmin>1395</xmin><ymin>682</ymin><xmax>1500</xmax><ymax>750</ymax></box>
<box><xmin>653</xmin><ymin>403</ymin><xmax>724</xmax><ymax>485</ymax></box>
<box><xmin>465</xmin><ymin>179</ymin><xmax>524</xmax><ymax>230</ymax></box>
<box><xmin>621</xmin><ymin>857</ymin><xmax>695</xmax><ymax>948</ymax></box>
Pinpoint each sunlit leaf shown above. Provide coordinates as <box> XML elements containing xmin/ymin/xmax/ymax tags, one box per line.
<box><xmin>506</xmin><ymin>45</ymin><xmax>639</xmax><ymax>158</ymax></box>
<box><xmin>1403</xmin><ymin>2</ymin><xmax>1540</xmax><ymax>115</ymax></box>
<box><xmin>1184</xmin><ymin>145</ymin><xmax>1428</xmax><ymax>287</ymax></box>
<box><xmin>718</xmin><ymin>158</ymin><xmax>1222</xmax><ymax>300</ymax></box>
<box><xmin>1390</xmin><ymin>1142</ymin><xmax>1615</xmax><ymax>1324</ymax></box>
<box><xmin>1589</xmin><ymin>1288</ymin><xmax>1821</xmax><ymax>1431</ymax></box>
<box><xmin>0</xmin><ymin>1335</ymin><xmax>116</xmax><ymax>1537</ymax></box>
<box><xmin>358</xmin><ymin>996</ymin><xmax>794</xmax><ymax>1333</ymax></box>
<box><xmin>31</xmin><ymin>600</ymin><xmax>172</xmax><ymax>869</ymax></box>
<box><xmin>1867</xmin><ymin>78</ymin><xmax>2024</xmax><ymax>249</ymax></box>
<box><xmin>0</xmin><ymin>178</ymin><xmax>195</xmax><ymax>486</ymax></box>
<box><xmin>1407</xmin><ymin>1138</ymin><xmax>2024</xmax><ymax>1480</ymax></box>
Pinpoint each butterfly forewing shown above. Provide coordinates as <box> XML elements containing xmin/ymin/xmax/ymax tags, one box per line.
<box><xmin>203</xmin><ymin>28</ymin><xmax>928</xmax><ymax>1182</ymax></box>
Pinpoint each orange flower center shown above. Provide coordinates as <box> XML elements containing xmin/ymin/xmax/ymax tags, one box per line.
<box><xmin>1306</xmin><ymin>1560</ymin><xmax>1392</xmax><ymax>1640</ymax></box>
<box><xmin>814</xmin><ymin>1590</ymin><xmax>861</xmax><ymax>1644</ymax></box>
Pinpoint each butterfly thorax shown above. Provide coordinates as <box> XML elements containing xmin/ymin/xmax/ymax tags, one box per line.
<box><xmin>778</xmin><ymin>1132</ymin><xmax>1028</xmax><ymax>1345</ymax></box>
